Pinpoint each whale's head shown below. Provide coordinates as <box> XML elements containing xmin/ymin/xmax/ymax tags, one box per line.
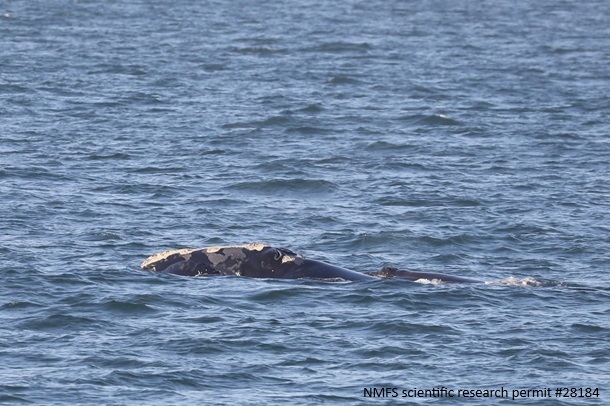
<box><xmin>141</xmin><ymin>243</ymin><xmax>376</xmax><ymax>281</ymax></box>
<box><xmin>195</xmin><ymin>243</ymin><xmax>305</xmax><ymax>277</ymax></box>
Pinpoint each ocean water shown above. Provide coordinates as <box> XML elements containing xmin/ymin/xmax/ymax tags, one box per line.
<box><xmin>1</xmin><ymin>0</ymin><xmax>609</xmax><ymax>404</ymax></box>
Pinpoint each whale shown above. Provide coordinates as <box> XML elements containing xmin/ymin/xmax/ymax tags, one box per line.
<box><xmin>141</xmin><ymin>243</ymin><xmax>481</xmax><ymax>283</ymax></box>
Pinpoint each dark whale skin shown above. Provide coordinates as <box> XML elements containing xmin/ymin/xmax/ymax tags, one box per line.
<box><xmin>141</xmin><ymin>244</ymin><xmax>481</xmax><ymax>283</ymax></box>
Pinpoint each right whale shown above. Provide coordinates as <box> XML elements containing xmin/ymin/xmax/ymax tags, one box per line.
<box><xmin>141</xmin><ymin>243</ymin><xmax>482</xmax><ymax>284</ymax></box>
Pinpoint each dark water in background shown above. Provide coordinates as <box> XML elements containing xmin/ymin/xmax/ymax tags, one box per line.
<box><xmin>1</xmin><ymin>0</ymin><xmax>609</xmax><ymax>404</ymax></box>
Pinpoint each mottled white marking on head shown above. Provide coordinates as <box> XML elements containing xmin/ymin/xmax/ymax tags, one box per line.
<box><xmin>140</xmin><ymin>243</ymin><xmax>300</xmax><ymax>270</ymax></box>
<box><xmin>281</xmin><ymin>254</ymin><xmax>298</xmax><ymax>263</ymax></box>
<box><xmin>140</xmin><ymin>248</ymin><xmax>198</xmax><ymax>268</ymax></box>
<box><xmin>203</xmin><ymin>242</ymin><xmax>268</xmax><ymax>253</ymax></box>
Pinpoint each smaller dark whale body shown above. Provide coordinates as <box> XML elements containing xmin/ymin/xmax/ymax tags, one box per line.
<box><xmin>373</xmin><ymin>267</ymin><xmax>482</xmax><ymax>284</ymax></box>
<box><xmin>141</xmin><ymin>244</ymin><xmax>481</xmax><ymax>283</ymax></box>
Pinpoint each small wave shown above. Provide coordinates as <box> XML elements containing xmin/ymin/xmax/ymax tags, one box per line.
<box><xmin>18</xmin><ymin>313</ymin><xmax>99</xmax><ymax>331</ymax></box>
<box><xmin>375</xmin><ymin>195</ymin><xmax>481</xmax><ymax>208</ymax></box>
<box><xmin>327</xmin><ymin>76</ymin><xmax>360</xmax><ymax>85</ymax></box>
<box><xmin>0</xmin><ymin>83</ymin><xmax>28</xmax><ymax>93</ymax></box>
<box><xmin>299</xmin><ymin>103</ymin><xmax>324</xmax><ymax>113</ymax></box>
<box><xmin>222</xmin><ymin>115</ymin><xmax>292</xmax><ymax>129</ymax></box>
<box><xmin>490</xmin><ymin>277</ymin><xmax>563</xmax><ymax>287</ymax></box>
<box><xmin>86</xmin><ymin>152</ymin><xmax>131</xmax><ymax>161</ymax></box>
<box><xmin>570</xmin><ymin>323</ymin><xmax>608</xmax><ymax>334</ymax></box>
<box><xmin>364</xmin><ymin>140</ymin><xmax>418</xmax><ymax>152</ymax></box>
<box><xmin>228</xmin><ymin>178</ymin><xmax>337</xmax><ymax>195</ymax></box>
<box><xmin>305</xmin><ymin>41</ymin><xmax>371</xmax><ymax>53</ymax></box>
<box><xmin>286</xmin><ymin>126</ymin><xmax>329</xmax><ymax>135</ymax></box>
<box><xmin>83</xmin><ymin>231</ymin><xmax>124</xmax><ymax>241</ymax></box>
<box><xmin>102</xmin><ymin>300</ymin><xmax>158</xmax><ymax>315</ymax></box>
<box><xmin>1</xmin><ymin>300</ymin><xmax>44</xmax><ymax>310</ymax></box>
<box><xmin>202</xmin><ymin>63</ymin><xmax>227</xmax><ymax>72</ymax></box>
<box><xmin>248</xmin><ymin>287</ymin><xmax>308</xmax><ymax>302</ymax></box>
<box><xmin>231</xmin><ymin>46</ymin><xmax>280</xmax><ymax>54</ymax></box>
<box><xmin>399</xmin><ymin>114</ymin><xmax>462</xmax><ymax>126</ymax></box>
<box><xmin>132</xmin><ymin>166</ymin><xmax>188</xmax><ymax>174</ymax></box>
<box><xmin>1</xmin><ymin>166</ymin><xmax>72</xmax><ymax>181</ymax></box>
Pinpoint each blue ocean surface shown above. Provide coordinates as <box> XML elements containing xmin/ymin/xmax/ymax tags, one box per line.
<box><xmin>1</xmin><ymin>0</ymin><xmax>609</xmax><ymax>404</ymax></box>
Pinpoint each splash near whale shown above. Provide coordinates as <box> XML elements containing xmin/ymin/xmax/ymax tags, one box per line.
<box><xmin>141</xmin><ymin>243</ymin><xmax>481</xmax><ymax>283</ymax></box>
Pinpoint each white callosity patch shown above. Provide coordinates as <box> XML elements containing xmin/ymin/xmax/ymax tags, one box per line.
<box><xmin>207</xmin><ymin>249</ymin><xmax>245</xmax><ymax>267</ymax></box>
<box><xmin>140</xmin><ymin>243</ymin><xmax>271</xmax><ymax>269</ymax></box>
<box><xmin>281</xmin><ymin>255</ymin><xmax>295</xmax><ymax>263</ymax></box>
<box><xmin>141</xmin><ymin>243</ymin><xmax>307</xmax><ymax>276</ymax></box>
<box><xmin>203</xmin><ymin>242</ymin><xmax>269</xmax><ymax>253</ymax></box>
<box><xmin>140</xmin><ymin>248</ymin><xmax>199</xmax><ymax>269</ymax></box>
<box><xmin>205</xmin><ymin>244</ymin><xmax>263</xmax><ymax>273</ymax></box>
<box><xmin>281</xmin><ymin>251</ymin><xmax>303</xmax><ymax>263</ymax></box>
